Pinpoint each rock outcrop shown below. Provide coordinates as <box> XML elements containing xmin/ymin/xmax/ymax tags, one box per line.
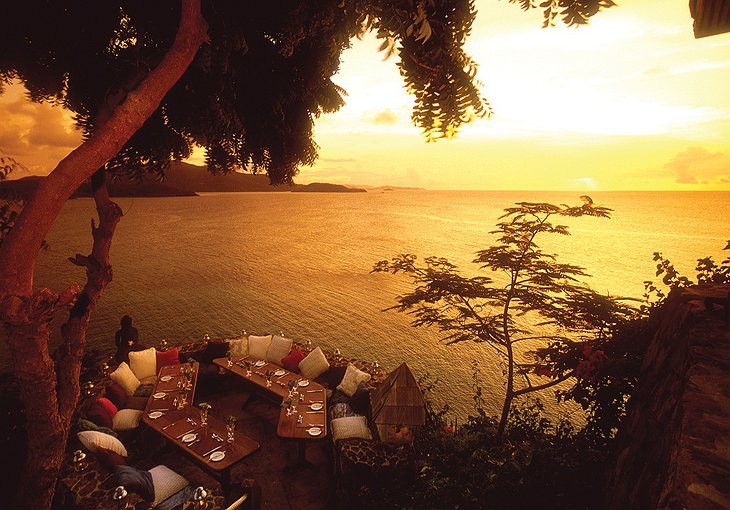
<box><xmin>608</xmin><ymin>285</ymin><xmax>730</xmax><ymax>510</ymax></box>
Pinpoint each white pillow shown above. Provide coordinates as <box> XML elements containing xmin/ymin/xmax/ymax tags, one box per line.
<box><xmin>129</xmin><ymin>347</ymin><xmax>157</xmax><ymax>380</ymax></box>
<box><xmin>228</xmin><ymin>337</ymin><xmax>248</xmax><ymax>357</ymax></box>
<box><xmin>331</xmin><ymin>416</ymin><xmax>373</xmax><ymax>442</ymax></box>
<box><xmin>337</xmin><ymin>364</ymin><xmax>372</xmax><ymax>397</ymax></box>
<box><xmin>266</xmin><ymin>335</ymin><xmax>293</xmax><ymax>366</ymax></box>
<box><xmin>112</xmin><ymin>409</ymin><xmax>144</xmax><ymax>431</ymax></box>
<box><xmin>149</xmin><ymin>465</ymin><xmax>189</xmax><ymax>507</ymax></box>
<box><xmin>298</xmin><ymin>347</ymin><xmax>330</xmax><ymax>380</ymax></box>
<box><xmin>248</xmin><ymin>335</ymin><xmax>272</xmax><ymax>360</ymax></box>
<box><xmin>77</xmin><ymin>430</ymin><xmax>128</xmax><ymax>457</ymax></box>
<box><xmin>109</xmin><ymin>362</ymin><xmax>141</xmax><ymax>396</ymax></box>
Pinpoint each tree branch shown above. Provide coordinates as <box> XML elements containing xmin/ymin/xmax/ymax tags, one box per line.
<box><xmin>513</xmin><ymin>370</ymin><xmax>574</xmax><ymax>396</ymax></box>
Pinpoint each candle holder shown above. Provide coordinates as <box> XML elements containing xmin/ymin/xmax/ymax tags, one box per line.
<box><xmin>159</xmin><ymin>338</ymin><xmax>169</xmax><ymax>351</ymax></box>
<box><xmin>81</xmin><ymin>381</ymin><xmax>95</xmax><ymax>398</ymax></box>
<box><xmin>184</xmin><ymin>486</ymin><xmax>211</xmax><ymax>509</ymax></box>
<box><xmin>112</xmin><ymin>486</ymin><xmax>129</xmax><ymax>509</ymax></box>
<box><xmin>72</xmin><ymin>449</ymin><xmax>88</xmax><ymax>472</ymax></box>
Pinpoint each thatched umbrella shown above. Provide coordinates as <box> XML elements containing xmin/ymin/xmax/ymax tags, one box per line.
<box><xmin>370</xmin><ymin>362</ymin><xmax>426</xmax><ymax>442</ymax></box>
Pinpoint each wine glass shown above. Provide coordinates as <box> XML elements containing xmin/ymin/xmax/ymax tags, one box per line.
<box><xmin>199</xmin><ymin>402</ymin><xmax>211</xmax><ymax>426</ymax></box>
<box><xmin>225</xmin><ymin>416</ymin><xmax>236</xmax><ymax>443</ymax></box>
<box><xmin>243</xmin><ymin>360</ymin><xmax>252</xmax><ymax>377</ymax></box>
<box><xmin>265</xmin><ymin>370</ymin><xmax>273</xmax><ymax>387</ymax></box>
<box><xmin>287</xmin><ymin>379</ymin><xmax>297</xmax><ymax>397</ymax></box>
<box><xmin>226</xmin><ymin>349</ymin><xmax>233</xmax><ymax>367</ymax></box>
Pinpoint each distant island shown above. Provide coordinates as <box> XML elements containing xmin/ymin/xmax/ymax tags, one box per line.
<box><xmin>0</xmin><ymin>161</ymin><xmax>367</xmax><ymax>198</ymax></box>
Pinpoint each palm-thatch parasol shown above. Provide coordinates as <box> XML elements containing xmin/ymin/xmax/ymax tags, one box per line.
<box><xmin>370</xmin><ymin>362</ymin><xmax>426</xmax><ymax>441</ymax></box>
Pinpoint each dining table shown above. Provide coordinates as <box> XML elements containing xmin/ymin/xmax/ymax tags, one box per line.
<box><xmin>213</xmin><ymin>356</ymin><xmax>328</xmax><ymax>465</ymax></box>
<box><xmin>141</xmin><ymin>363</ymin><xmax>260</xmax><ymax>501</ymax></box>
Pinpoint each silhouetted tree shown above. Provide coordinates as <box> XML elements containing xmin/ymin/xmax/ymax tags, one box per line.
<box><xmin>374</xmin><ymin>200</ymin><xmax>632</xmax><ymax>436</ymax></box>
<box><xmin>0</xmin><ymin>1</ymin><xmax>613</xmax><ymax>507</ymax></box>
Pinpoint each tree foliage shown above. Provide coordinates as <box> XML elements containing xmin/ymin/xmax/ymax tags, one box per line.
<box><xmin>1</xmin><ymin>0</ymin><xmax>492</xmax><ymax>183</ymax></box>
<box><xmin>374</xmin><ymin>199</ymin><xmax>633</xmax><ymax>435</ymax></box>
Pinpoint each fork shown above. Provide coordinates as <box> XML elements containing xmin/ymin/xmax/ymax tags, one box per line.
<box><xmin>211</xmin><ymin>433</ymin><xmax>223</xmax><ymax>442</ymax></box>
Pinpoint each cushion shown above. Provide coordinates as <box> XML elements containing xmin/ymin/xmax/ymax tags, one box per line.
<box><xmin>134</xmin><ymin>384</ymin><xmax>154</xmax><ymax>398</ymax></box>
<box><xmin>228</xmin><ymin>337</ymin><xmax>248</xmax><ymax>357</ymax></box>
<box><xmin>78</xmin><ymin>418</ymin><xmax>118</xmax><ymax>438</ymax></box>
<box><xmin>149</xmin><ymin>465</ymin><xmax>189</xmax><ymax>507</ymax></box>
<box><xmin>331</xmin><ymin>415</ymin><xmax>373</xmax><ymax>442</ymax></box>
<box><xmin>114</xmin><ymin>465</ymin><xmax>155</xmax><ymax>501</ymax></box>
<box><xmin>281</xmin><ymin>348</ymin><xmax>305</xmax><ymax>373</ymax></box>
<box><xmin>298</xmin><ymin>347</ymin><xmax>330</xmax><ymax>380</ymax></box>
<box><xmin>112</xmin><ymin>409</ymin><xmax>144</xmax><ymax>431</ymax></box>
<box><xmin>126</xmin><ymin>396</ymin><xmax>149</xmax><ymax>411</ymax></box>
<box><xmin>248</xmin><ymin>335</ymin><xmax>272</xmax><ymax>360</ymax></box>
<box><xmin>109</xmin><ymin>362</ymin><xmax>141</xmax><ymax>396</ymax></box>
<box><xmin>266</xmin><ymin>335</ymin><xmax>293</xmax><ymax>366</ymax></box>
<box><xmin>139</xmin><ymin>375</ymin><xmax>158</xmax><ymax>385</ymax></box>
<box><xmin>77</xmin><ymin>430</ymin><xmax>128</xmax><ymax>457</ymax></box>
<box><xmin>105</xmin><ymin>382</ymin><xmax>128</xmax><ymax>409</ymax></box>
<box><xmin>156</xmin><ymin>348</ymin><xmax>179</xmax><ymax>372</ymax></box>
<box><xmin>85</xmin><ymin>398</ymin><xmax>117</xmax><ymax>429</ymax></box>
<box><xmin>337</xmin><ymin>364</ymin><xmax>372</xmax><ymax>397</ymax></box>
<box><xmin>199</xmin><ymin>340</ymin><xmax>229</xmax><ymax>364</ymax></box>
<box><xmin>129</xmin><ymin>347</ymin><xmax>157</xmax><ymax>380</ymax></box>
<box><xmin>349</xmin><ymin>382</ymin><xmax>371</xmax><ymax>416</ymax></box>
<box><xmin>96</xmin><ymin>447</ymin><xmax>127</xmax><ymax>469</ymax></box>
<box><xmin>317</xmin><ymin>365</ymin><xmax>347</xmax><ymax>389</ymax></box>
<box><xmin>329</xmin><ymin>402</ymin><xmax>357</xmax><ymax>421</ymax></box>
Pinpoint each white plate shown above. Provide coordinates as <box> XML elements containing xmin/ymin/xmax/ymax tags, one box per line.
<box><xmin>307</xmin><ymin>427</ymin><xmax>322</xmax><ymax>436</ymax></box>
<box><xmin>254</xmin><ymin>360</ymin><xmax>266</xmax><ymax>367</ymax></box>
<box><xmin>309</xmin><ymin>403</ymin><xmax>323</xmax><ymax>411</ymax></box>
<box><xmin>148</xmin><ymin>411</ymin><xmax>163</xmax><ymax>419</ymax></box>
<box><xmin>160</xmin><ymin>375</ymin><xmax>172</xmax><ymax>382</ymax></box>
<box><xmin>298</xmin><ymin>380</ymin><xmax>310</xmax><ymax>387</ymax></box>
<box><xmin>274</xmin><ymin>369</ymin><xmax>286</xmax><ymax>377</ymax></box>
<box><xmin>209</xmin><ymin>451</ymin><xmax>226</xmax><ymax>462</ymax></box>
<box><xmin>153</xmin><ymin>392</ymin><xmax>167</xmax><ymax>399</ymax></box>
<box><xmin>181</xmin><ymin>433</ymin><xmax>197</xmax><ymax>443</ymax></box>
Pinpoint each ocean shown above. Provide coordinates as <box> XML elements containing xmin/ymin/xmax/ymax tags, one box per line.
<box><xmin>3</xmin><ymin>190</ymin><xmax>728</xmax><ymax>421</ymax></box>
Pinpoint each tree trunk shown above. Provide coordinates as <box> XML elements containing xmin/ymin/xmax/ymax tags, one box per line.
<box><xmin>0</xmin><ymin>2</ymin><xmax>208</xmax><ymax>508</ymax></box>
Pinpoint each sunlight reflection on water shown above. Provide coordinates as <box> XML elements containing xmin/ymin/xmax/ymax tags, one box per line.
<box><xmin>5</xmin><ymin>190</ymin><xmax>728</xmax><ymax>422</ymax></box>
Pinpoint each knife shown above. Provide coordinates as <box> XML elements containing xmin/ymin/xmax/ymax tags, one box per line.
<box><xmin>203</xmin><ymin>444</ymin><xmax>223</xmax><ymax>457</ymax></box>
<box><xmin>175</xmin><ymin>428</ymin><xmax>197</xmax><ymax>439</ymax></box>
<box><xmin>162</xmin><ymin>420</ymin><xmax>178</xmax><ymax>430</ymax></box>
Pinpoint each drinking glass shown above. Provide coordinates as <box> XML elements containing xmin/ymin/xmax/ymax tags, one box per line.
<box><xmin>226</xmin><ymin>350</ymin><xmax>233</xmax><ymax>367</ymax></box>
<box><xmin>225</xmin><ymin>416</ymin><xmax>236</xmax><ymax>443</ymax></box>
<box><xmin>287</xmin><ymin>379</ymin><xmax>297</xmax><ymax>397</ymax></box>
<box><xmin>265</xmin><ymin>370</ymin><xmax>273</xmax><ymax>387</ymax></box>
<box><xmin>199</xmin><ymin>402</ymin><xmax>211</xmax><ymax>426</ymax></box>
<box><xmin>243</xmin><ymin>360</ymin><xmax>252</xmax><ymax>377</ymax></box>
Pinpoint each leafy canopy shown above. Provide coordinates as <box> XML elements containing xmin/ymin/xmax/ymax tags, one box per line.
<box><xmin>1</xmin><ymin>0</ymin><xmax>614</xmax><ymax>183</ymax></box>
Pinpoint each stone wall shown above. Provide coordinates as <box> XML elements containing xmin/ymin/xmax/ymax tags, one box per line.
<box><xmin>608</xmin><ymin>285</ymin><xmax>730</xmax><ymax>510</ymax></box>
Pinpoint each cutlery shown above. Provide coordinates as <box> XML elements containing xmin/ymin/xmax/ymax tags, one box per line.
<box><xmin>211</xmin><ymin>433</ymin><xmax>223</xmax><ymax>442</ymax></box>
<box><xmin>175</xmin><ymin>428</ymin><xmax>197</xmax><ymax>439</ymax></box>
<box><xmin>162</xmin><ymin>421</ymin><xmax>178</xmax><ymax>430</ymax></box>
<box><xmin>305</xmin><ymin>390</ymin><xmax>322</xmax><ymax>393</ymax></box>
<box><xmin>306</xmin><ymin>411</ymin><xmax>324</xmax><ymax>414</ymax></box>
<box><xmin>150</xmin><ymin>408</ymin><xmax>170</xmax><ymax>412</ymax></box>
<box><xmin>186</xmin><ymin>418</ymin><xmax>197</xmax><ymax>425</ymax></box>
<box><xmin>186</xmin><ymin>438</ymin><xmax>201</xmax><ymax>447</ymax></box>
<box><xmin>203</xmin><ymin>445</ymin><xmax>223</xmax><ymax>457</ymax></box>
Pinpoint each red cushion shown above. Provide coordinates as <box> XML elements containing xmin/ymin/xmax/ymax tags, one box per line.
<box><xmin>281</xmin><ymin>348</ymin><xmax>305</xmax><ymax>373</ymax></box>
<box><xmin>156</xmin><ymin>347</ymin><xmax>180</xmax><ymax>372</ymax></box>
<box><xmin>97</xmin><ymin>397</ymin><xmax>118</xmax><ymax>417</ymax></box>
<box><xmin>85</xmin><ymin>398</ymin><xmax>117</xmax><ymax>429</ymax></box>
<box><xmin>105</xmin><ymin>382</ymin><xmax>128</xmax><ymax>409</ymax></box>
<box><xmin>96</xmin><ymin>447</ymin><xmax>128</xmax><ymax>470</ymax></box>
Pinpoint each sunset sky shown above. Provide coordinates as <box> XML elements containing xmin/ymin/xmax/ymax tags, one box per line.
<box><xmin>2</xmin><ymin>0</ymin><xmax>730</xmax><ymax>190</ymax></box>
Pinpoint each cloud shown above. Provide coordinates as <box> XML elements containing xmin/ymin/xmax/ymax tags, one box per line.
<box><xmin>664</xmin><ymin>146</ymin><xmax>730</xmax><ymax>184</ymax></box>
<box><xmin>371</xmin><ymin>108</ymin><xmax>398</xmax><ymax>125</ymax></box>
<box><xmin>0</xmin><ymin>83</ymin><xmax>82</xmax><ymax>175</ymax></box>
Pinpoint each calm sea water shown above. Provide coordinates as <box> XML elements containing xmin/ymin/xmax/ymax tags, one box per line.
<box><xmin>2</xmin><ymin>190</ymin><xmax>728</xmax><ymax>421</ymax></box>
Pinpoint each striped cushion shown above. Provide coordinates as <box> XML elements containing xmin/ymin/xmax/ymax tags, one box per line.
<box><xmin>149</xmin><ymin>465</ymin><xmax>189</xmax><ymax>507</ymax></box>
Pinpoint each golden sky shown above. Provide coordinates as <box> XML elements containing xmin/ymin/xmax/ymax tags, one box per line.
<box><xmin>2</xmin><ymin>0</ymin><xmax>730</xmax><ymax>190</ymax></box>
